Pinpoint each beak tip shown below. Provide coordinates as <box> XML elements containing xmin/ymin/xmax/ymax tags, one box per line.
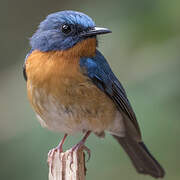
<box><xmin>94</xmin><ymin>27</ymin><xmax>112</xmax><ymax>35</ymax></box>
<box><xmin>81</xmin><ymin>27</ymin><xmax>112</xmax><ymax>37</ymax></box>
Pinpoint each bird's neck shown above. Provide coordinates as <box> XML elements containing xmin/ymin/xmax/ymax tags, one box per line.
<box><xmin>46</xmin><ymin>38</ymin><xmax>97</xmax><ymax>59</ymax></box>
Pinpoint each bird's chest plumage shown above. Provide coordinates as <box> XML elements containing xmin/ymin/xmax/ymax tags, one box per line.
<box><xmin>25</xmin><ymin>49</ymin><xmax>117</xmax><ymax>134</ymax></box>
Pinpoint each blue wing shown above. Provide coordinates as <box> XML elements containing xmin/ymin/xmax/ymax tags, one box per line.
<box><xmin>80</xmin><ymin>50</ymin><xmax>141</xmax><ymax>136</ymax></box>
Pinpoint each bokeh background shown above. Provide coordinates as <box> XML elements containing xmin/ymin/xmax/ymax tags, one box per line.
<box><xmin>0</xmin><ymin>0</ymin><xmax>180</xmax><ymax>179</ymax></box>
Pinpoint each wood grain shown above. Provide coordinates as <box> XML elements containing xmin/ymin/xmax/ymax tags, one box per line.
<box><xmin>48</xmin><ymin>147</ymin><xmax>86</xmax><ymax>180</ymax></box>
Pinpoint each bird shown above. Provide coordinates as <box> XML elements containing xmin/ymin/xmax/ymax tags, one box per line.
<box><xmin>23</xmin><ymin>10</ymin><xmax>165</xmax><ymax>178</ymax></box>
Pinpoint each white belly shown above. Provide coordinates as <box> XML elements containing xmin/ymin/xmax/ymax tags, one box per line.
<box><xmin>31</xmin><ymin>87</ymin><xmax>125</xmax><ymax>136</ymax></box>
<box><xmin>35</xmin><ymin>93</ymin><xmax>90</xmax><ymax>134</ymax></box>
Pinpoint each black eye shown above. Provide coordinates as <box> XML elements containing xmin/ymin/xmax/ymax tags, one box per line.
<box><xmin>61</xmin><ymin>24</ymin><xmax>72</xmax><ymax>34</ymax></box>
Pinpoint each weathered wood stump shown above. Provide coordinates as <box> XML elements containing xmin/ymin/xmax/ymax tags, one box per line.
<box><xmin>48</xmin><ymin>146</ymin><xmax>86</xmax><ymax>180</ymax></box>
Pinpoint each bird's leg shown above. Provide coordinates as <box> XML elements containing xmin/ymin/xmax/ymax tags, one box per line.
<box><xmin>69</xmin><ymin>131</ymin><xmax>91</xmax><ymax>167</ymax></box>
<box><xmin>48</xmin><ymin>134</ymin><xmax>68</xmax><ymax>174</ymax></box>
<box><xmin>71</xmin><ymin>131</ymin><xmax>91</xmax><ymax>154</ymax></box>
<box><xmin>48</xmin><ymin>134</ymin><xmax>67</xmax><ymax>155</ymax></box>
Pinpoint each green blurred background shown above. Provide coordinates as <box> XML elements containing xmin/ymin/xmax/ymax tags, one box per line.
<box><xmin>0</xmin><ymin>0</ymin><xmax>180</xmax><ymax>179</ymax></box>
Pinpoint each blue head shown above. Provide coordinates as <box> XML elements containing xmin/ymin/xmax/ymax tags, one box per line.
<box><xmin>30</xmin><ymin>10</ymin><xmax>111</xmax><ymax>52</ymax></box>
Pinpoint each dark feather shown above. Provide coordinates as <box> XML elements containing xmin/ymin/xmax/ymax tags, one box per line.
<box><xmin>23</xmin><ymin>49</ymin><xmax>33</xmax><ymax>81</ymax></box>
<box><xmin>113</xmin><ymin>135</ymin><xmax>165</xmax><ymax>178</ymax></box>
<box><xmin>23</xmin><ymin>63</ymin><xmax>27</xmax><ymax>81</ymax></box>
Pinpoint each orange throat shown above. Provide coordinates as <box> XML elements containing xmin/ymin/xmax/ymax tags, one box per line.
<box><xmin>49</xmin><ymin>37</ymin><xmax>97</xmax><ymax>58</ymax></box>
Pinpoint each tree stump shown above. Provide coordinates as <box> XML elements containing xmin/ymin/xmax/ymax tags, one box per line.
<box><xmin>48</xmin><ymin>146</ymin><xmax>86</xmax><ymax>180</ymax></box>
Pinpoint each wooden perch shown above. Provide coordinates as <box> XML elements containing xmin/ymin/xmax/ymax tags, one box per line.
<box><xmin>48</xmin><ymin>146</ymin><xmax>86</xmax><ymax>180</ymax></box>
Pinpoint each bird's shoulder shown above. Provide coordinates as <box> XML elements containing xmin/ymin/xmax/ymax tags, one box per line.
<box><xmin>80</xmin><ymin>50</ymin><xmax>126</xmax><ymax>94</ymax></box>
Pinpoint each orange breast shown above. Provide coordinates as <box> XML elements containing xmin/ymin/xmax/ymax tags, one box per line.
<box><xmin>25</xmin><ymin>39</ymin><xmax>117</xmax><ymax>134</ymax></box>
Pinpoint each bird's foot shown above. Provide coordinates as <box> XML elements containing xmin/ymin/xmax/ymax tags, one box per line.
<box><xmin>47</xmin><ymin>134</ymin><xmax>67</xmax><ymax>175</ymax></box>
<box><xmin>68</xmin><ymin>143</ymin><xmax>91</xmax><ymax>170</ymax></box>
<box><xmin>47</xmin><ymin>146</ymin><xmax>61</xmax><ymax>176</ymax></box>
<box><xmin>68</xmin><ymin>131</ymin><xmax>91</xmax><ymax>169</ymax></box>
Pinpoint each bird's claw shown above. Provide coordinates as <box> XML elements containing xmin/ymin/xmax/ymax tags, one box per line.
<box><xmin>83</xmin><ymin>145</ymin><xmax>91</xmax><ymax>162</ymax></box>
<box><xmin>47</xmin><ymin>147</ymin><xmax>61</xmax><ymax>176</ymax></box>
<box><xmin>47</xmin><ymin>134</ymin><xmax>67</xmax><ymax>176</ymax></box>
<box><xmin>68</xmin><ymin>144</ymin><xmax>91</xmax><ymax>170</ymax></box>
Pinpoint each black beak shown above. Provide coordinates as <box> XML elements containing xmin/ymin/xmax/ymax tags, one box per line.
<box><xmin>80</xmin><ymin>27</ymin><xmax>112</xmax><ymax>37</ymax></box>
